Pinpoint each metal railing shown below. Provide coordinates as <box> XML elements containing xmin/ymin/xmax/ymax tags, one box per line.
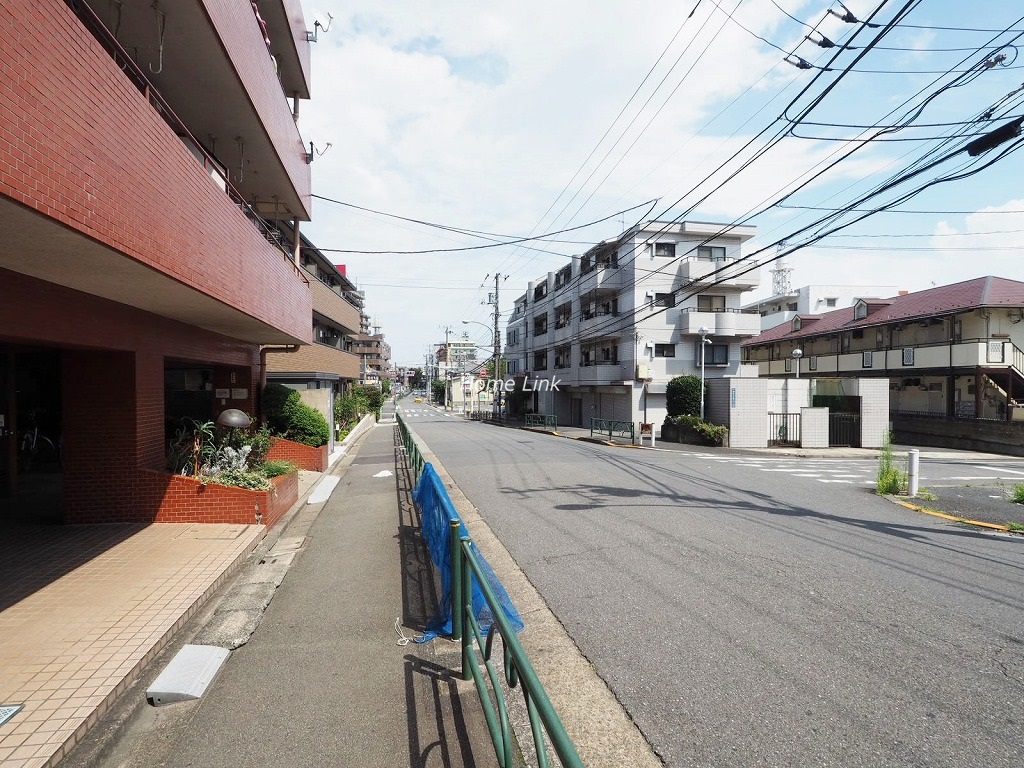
<box><xmin>397</xmin><ymin>413</ymin><xmax>426</xmax><ymax>483</ymax></box>
<box><xmin>452</xmin><ymin>522</ymin><xmax>584</xmax><ymax>768</ymax></box>
<box><xmin>767</xmin><ymin>412</ymin><xmax>800</xmax><ymax>446</ymax></box>
<box><xmin>525</xmin><ymin>414</ymin><xmax>557</xmax><ymax>429</ymax></box>
<box><xmin>398</xmin><ymin>412</ymin><xmax>583</xmax><ymax>767</ymax></box>
<box><xmin>590</xmin><ymin>418</ymin><xmax>634</xmax><ymax>442</ymax></box>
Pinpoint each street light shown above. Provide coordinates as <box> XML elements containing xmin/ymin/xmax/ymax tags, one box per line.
<box><xmin>792</xmin><ymin>348</ymin><xmax>803</xmax><ymax>379</ymax></box>
<box><xmin>698</xmin><ymin>326</ymin><xmax>711</xmax><ymax>420</ymax></box>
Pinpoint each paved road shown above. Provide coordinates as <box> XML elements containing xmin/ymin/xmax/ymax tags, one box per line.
<box><xmin>401</xmin><ymin>406</ymin><xmax>1024</xmax><ymax>768</ymax></box>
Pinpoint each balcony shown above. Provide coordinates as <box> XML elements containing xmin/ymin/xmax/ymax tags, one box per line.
<box><xmin>577</xmin><ymin>362</ymin><xmax>625</xmax><ymax>385</ymax></box>
<box><xmin>307</xmin><ymin>275</ymin><xmax>363</xmax><ymax>334</ymax></box>
<box><xmin>578</xmin><ymin>267</ymin><xmax>623</xmax><ymax>293</ymax></box>
<box><xmin>265</xmin><ymin>342</ymin><xmax>361</xmax><ymax>379</ymax></box>
<box><xmin>679</xmin><ymin>309</ymin><xmax>762</xmax><ymax>337</ymax></box>
<box><xmin>678</xmin><ymin>257</ymin><xmax>760</xmax><ymax>289</ymax></box>
<box><xmin>0</xmin><ymin>1</ymin><xmax>313</xmax><ymax>344</ymax></box>
<box><xmin>579</xmin><ymin>311</ymin><xmax>621</xmax><ymax>336</ymax></box>
<box><xmin>77</xmin><ymin>0</ymin><xmax>310</xmax><ymax>221</ymax></box>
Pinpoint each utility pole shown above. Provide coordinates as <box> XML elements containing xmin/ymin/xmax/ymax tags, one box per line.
<box><xmin>442</xmin><ymin>325</ymin><xmax>453</xmax><ymax>410</ymax></box>
<box><xmin>486</xmin><ymin>274</ymin><xmax>503</xmax><ymax>417</ymax></box>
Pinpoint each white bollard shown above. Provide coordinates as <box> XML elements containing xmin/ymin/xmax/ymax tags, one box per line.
<box><xmin>908</xmin><ymin>448</ymin><xmax>919</xmax><ymax>497</ymax></box>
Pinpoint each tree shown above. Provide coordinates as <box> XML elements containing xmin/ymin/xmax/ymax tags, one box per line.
<box><xmin>666</xmin><ymin>375</ymin><xmax>703</xmax><ymax>419</ymax></box>
<box><xmin>431</xmin><ymin>379</ymin><xmax>446</xmax><ymax>403</ymax></box>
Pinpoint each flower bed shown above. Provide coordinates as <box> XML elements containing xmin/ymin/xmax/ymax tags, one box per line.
<box><xmin>138</xmin><ymin>469</ymin><xmax>298</xmax><ymax>527</ymax></box>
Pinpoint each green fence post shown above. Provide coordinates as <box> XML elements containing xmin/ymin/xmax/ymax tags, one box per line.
<box><xmin>460</xmin><ymin>535</ymin><xmax>473</xmax><ymax>682</ymax></box>
<box><xmin>450</xmin><ymin>519</ymin><xmax>463</xmax><ymax>642</ymax></box>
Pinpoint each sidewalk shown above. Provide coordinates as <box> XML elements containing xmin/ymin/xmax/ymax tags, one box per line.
<box><xmin>56</xmin><ymin>411</ymin><xmax>493</xmax><ymax>767</ymax></box>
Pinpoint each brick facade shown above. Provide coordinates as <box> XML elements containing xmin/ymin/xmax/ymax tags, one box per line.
<box><xmin>267</xmin><ymin>437</ymin><xmax>329</xmax><ymax>472</ymax></box>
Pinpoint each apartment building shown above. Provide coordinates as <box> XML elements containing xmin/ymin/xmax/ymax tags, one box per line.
<box><xmin>744</xmin><ymin>283</ymin><xmax>902</xmax><ymax>331</ymax></box>
<box><xmin>742</xmin><ymin>276</ymin><xmax>1024</xmax><ymax>424</ymax></box>
<box><xmin>0</xmin><ymin>0</ymin><xmax>314</xmax><ymax>523</ymax></box>
<box><xmin>505</xmin><ymin>220</ymin><xmax>761</xmax><ymax>429</ymax></box>
<box><xmin>352</xmin><ymin>331</ymin><xmax>393</xmax><ymax>386</ymax></box>
<box><xmin>265</xmin><ymin>241</ymin><xmax>365</xmax><ymax>442</ymax></box>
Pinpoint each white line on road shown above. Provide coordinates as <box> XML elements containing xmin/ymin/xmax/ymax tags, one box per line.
<box><xmin>308</xmin><ymin>476</ymin><xmax>340</xmax><ymax>505</ymax></box>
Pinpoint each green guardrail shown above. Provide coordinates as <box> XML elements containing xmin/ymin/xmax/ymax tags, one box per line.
<box><xmin>397</xmin><ymin>412</ymin><xmax>426</xmax><ymax>484</ymax></box>
<box><xmin>525</xmin><ymin>413</ymin><xmax>557</xmax><ymax>429</ymax></box>
<box><xmin>452</xmin><ymin>521</ymin><xmax>584</xmax><ymax>768</ymax></box>
<box><xmin>399</xmin><ymin>412</ymin><xmax>583</xmax><ymax>767</ymax></box>
<box><xmin>590</xmin><ymin>418</ymin><xmax>634</xmax><ymax>442</ymax></box>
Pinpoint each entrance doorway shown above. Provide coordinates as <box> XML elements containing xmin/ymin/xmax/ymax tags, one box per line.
<box><xmin>0</xmin><ymin>348</ymin><xmax>64</xmax><ymax>524</ymax></box>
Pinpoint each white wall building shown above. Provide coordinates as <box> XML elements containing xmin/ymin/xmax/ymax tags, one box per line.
<box><xmin>504</xmin><ymin>220</ymin><xmax>763</xmax><ymax>433</ymax></box>
<box><xmin>744</xmin><ymin>283</ymin><xmax>902</xmax><ymax>331</ymax></box>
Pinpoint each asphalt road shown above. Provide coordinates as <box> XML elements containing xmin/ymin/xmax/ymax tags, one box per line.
<box><xmin>401</xmin><ymin>406</ymin><xmax>1024</xmax><ymax>768</ymax></box>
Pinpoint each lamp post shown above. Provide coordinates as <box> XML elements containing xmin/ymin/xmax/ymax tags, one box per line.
<box><xmin>698</xmin><ymin>326</ymin><xmax>711</xmax><ymax>420</ymax></box>
<box><xmin>792</xmin><ymin>348</ymin><xmax>803</xmax><ymax>379</ymax></box>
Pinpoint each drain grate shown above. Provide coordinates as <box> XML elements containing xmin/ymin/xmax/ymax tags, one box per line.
<box><xmin>0</xmin><ymin>704</ymin><xmax>23</xmax><ymax>726</ymax></box>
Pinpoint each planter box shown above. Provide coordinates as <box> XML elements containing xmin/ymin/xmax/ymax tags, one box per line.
<box><xmin>136</xmin><ymin>469</ymin><xmax>298</xmax><ymax>528</ymax></box>
<box><xmin>267</xmin><ymin>437</ymin><xmax>329</xmax><ymax>471</ymax></box>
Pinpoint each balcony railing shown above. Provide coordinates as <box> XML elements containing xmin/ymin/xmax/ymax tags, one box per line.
<box><xmin>67</xmin><ymin>0</ymin><xmax>306</xmax><ymax>285</ymax></box>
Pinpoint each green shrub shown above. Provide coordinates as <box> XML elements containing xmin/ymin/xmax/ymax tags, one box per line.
<box><xmin>284</xmin><ymin>399</ymin><xmax>330</xmax><ymax>446</ymax></box>
<box><xmin>665</xmin><ymin>414</ymin><xmax>728</xmax><ymax>446</ymax></box>
<box><xmin>876</xmin><ymin>431</ymin><xmax>907</xmax><ymax>495</ymax></box>
<box><xmin>666</xmin><ymin>375</ymin><xmax>702</xmax><ymax>418</ymax></box>
<box><xmin>1011</xmin><ymin>484</ymin><xmax>1024</xmax><ymax>504</ymax></box>
<box><xmin>202</xmin><ymin>468</ymin><xmax>272</xmax><ymax>491</ymax></box>
<box><xmin>334</xmin><ymin>392</ymin><xmax>368</xmax><ymax>427</ymax></box>
<box><xmin>431</xmin><ymin>379</ymin><xmax>446</xmax><ymax>403</ymax></box>
<box><xmin>263</xmin><ymin>382</ymin><xmax>330</xmax><ymax>447</ymax></box>
<box><xmin>263</xmin><ymin>382</ymin><xmax>297</xmax><ymax>435</ymax></box>
<box><xmin>260</xmin><ymin>459</ymin><xmax>297</xmax><ymax>478</ymax></box>
<box><xmin>167</xmin><ymin>419</ymin><xmax>217</xmax><ymax>475</ymax></box>
<box><xmin>221</xmin><ymin>423</ymin><xmax>271</xmax><ymax>465</ymax></box>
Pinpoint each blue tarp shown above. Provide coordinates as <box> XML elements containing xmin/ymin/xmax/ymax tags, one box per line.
<box><xmin>412</xmin><ymin>462</ymin><xmax>524</xmax><ymax>642</ymax></box>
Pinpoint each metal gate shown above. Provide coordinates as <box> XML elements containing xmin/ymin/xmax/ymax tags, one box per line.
<box><xmin>829</xmin><ymin>413</ymin><xmax>861</xmax><ymax>447</ymax></box>
<box><xmin>768</xmin><ymin>412</ymin><xmax>800</xmax><ymax>446</ymax></box>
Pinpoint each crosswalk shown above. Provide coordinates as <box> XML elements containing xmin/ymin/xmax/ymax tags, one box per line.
<box><xmin>687</xmin><ymin>454</ymin><xmax>879</xmax><ymax>485</ymax></box>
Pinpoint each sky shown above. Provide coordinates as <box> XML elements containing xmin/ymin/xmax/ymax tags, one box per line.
<box><xmin>297</xmin><ymin>0</ymin><xmax>1024</xmax><ymax>366</ymax></box>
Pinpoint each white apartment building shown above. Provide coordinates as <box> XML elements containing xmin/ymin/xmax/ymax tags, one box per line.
<box><xmin>744</xmin><ymin>283</ymin><xmax>903</xmax><ymax>331</ymax></box>
<box><xmin>504</xmin><ymin>220</ymin><xmax>762</xmax><ymax>430</ymax></box>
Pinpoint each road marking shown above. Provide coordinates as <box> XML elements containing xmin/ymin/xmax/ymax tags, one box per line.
<box><xmin>974</xmin><ymin>465</ymin><xmax>1024</xmax><ymax>476</ymax></box>
<box><xmin>308</xmin><ymin>476</ymin><xmax>340</xmax><ymax>505</ymax></box>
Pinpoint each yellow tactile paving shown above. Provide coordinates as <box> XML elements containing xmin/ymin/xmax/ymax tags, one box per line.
<box><xmin>0</xmin><ymin>522</ymin><xmax>263</xmax><ymax>768</ymax></box>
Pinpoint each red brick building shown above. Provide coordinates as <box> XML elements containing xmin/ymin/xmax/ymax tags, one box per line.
<box><xmin>0</xmin><ymin>0</ymin><xmax>315</xmax><ymax>524</ymax></box>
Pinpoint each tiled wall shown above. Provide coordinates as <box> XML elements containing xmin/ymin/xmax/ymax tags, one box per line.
<box><xmin>800</xmin><ymin>407</ymin><xmax>830</xmax><ymax>448</ymax></box>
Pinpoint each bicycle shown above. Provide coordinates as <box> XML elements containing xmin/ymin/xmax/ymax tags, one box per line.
<box><xmin>19</xmin><ymin>426</ymin><xmax>60</xmax><ymax>472</ymax></box>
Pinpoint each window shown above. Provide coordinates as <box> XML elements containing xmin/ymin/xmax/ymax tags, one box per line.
<box><xmin>697</xmin><ymin>294</ymin><xmax>726</xmax><ymax>312</ymax></box>
<box><xmin>554</xmin><ymin>265</ymin><xmax>572</xmax><ymax>290</ymax></box>
<box><xmin>697</xmin><ymin>245</ymin><xmax>726</xmax><ymax>261</ymax></box>
<box><xmin>654</xmin><ymin>343</ymin><xmax>675</xmax><ymax>357</ymax></box>
<box><xmin>533</xmin><ymin>351</ymin><xmax>548</xmax><ymax>371</ymax></box>
<box><xmin>506</xmin><ymin>328</ymin><xmax>519</xmax><ymax>346</ymax></box>
<box><xmin>654</xmin><ymin>292</ymin><xmax>676</xmax><ymax>308</ymax></box>
<box><xmin>555</xmin><ymin>303</ymin><xmax>572</xmax><ymax>329</ymax></box>
<box><xmin>533</xmin><ymin>282</ymin><xmax>548</xmax><ymax>301</ymax></box>
<box><xmin>862</xmin><ymin>351</ymin><xmax>873</xmax><ymax>368</ymax></box>
<box><xmin>554</xmin><ymin>346</ymin><xmax>571</xmax><ymax>369</ymax></box>
<box><xmin>533</xmin><ymin>315</ymin><xmax>548</xmax><ymax>336</ymax></box>
<box><xmin>697</xmin><ymin>343</ymin><xmax>729</xmax><ymax>365</ymax></box>
<box><xmin>825</xmin><ymin>297</ymin><xmax>837</xmax><ymax>307</ymax></box>
<box><xmin>854</xmin><ymin>300</ymin><xmax>868</xmax><ymax>319</ymax></box>
<box><xmin>654</xmin><ymin>242</ymin><xmax>675</xmax><ymax>257</ymax></box>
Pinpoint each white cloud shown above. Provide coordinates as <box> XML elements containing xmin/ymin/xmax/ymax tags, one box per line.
<box><xmin>299</xmin><ymin>1</ymin><xmax>1024</xmax><ymax>363</ymax></box>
